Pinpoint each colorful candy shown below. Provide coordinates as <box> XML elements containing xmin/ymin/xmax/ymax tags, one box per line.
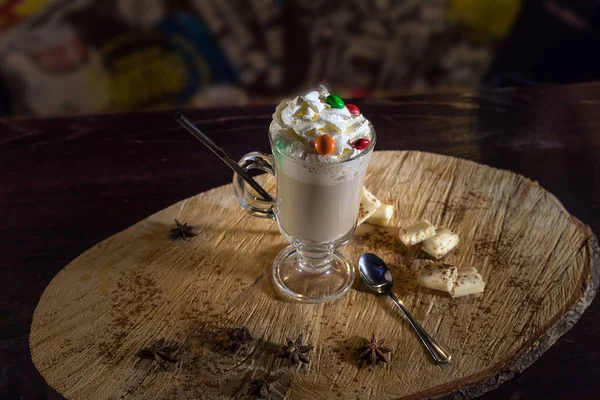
<box><xmin>352</xmin><ymin>138</ymin><xmax>371</xmax><ymax>150</ymax></box>
<box><xmin>326</xmin><ymin>94</ymin><xmax>345</xmax><ymax>109</ymax></box>
<box><xmin>314</xmin><ymin>134</ymin><xmax>336</xmax><ymax>155</ymax></box>
<box><xmin>274</xmin><ymin>137</ymin><xmax>287</xmax><ymax>151</ymax></box>
<box><xmin>346</xmin><ymin>104</ymin><xmax>360</xmax><ymax>115</ymax></box>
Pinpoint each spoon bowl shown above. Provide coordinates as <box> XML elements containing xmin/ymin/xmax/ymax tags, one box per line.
<box><xmin>358</xmin><ymin>253</ymin><xmax>393</xmax><ymax>294</ymax></box>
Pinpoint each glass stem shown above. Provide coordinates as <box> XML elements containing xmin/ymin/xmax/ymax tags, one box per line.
<box><xmin>295</xmin><ymin>241</ymin><xmax>335</xmax><ymax>271</ymax></box>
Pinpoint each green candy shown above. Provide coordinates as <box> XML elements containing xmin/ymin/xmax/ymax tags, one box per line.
<box><xmin>326</xmin><ymin>94</ymin><xmax>345</xmax><ymax>109</ymax></box>
<box><xmin>274</xmin><ymin>137</ymin><xmax>287</xmax><ymax>151</ymax></box>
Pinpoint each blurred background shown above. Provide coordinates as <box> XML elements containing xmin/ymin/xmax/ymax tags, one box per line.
<box><xmin>0</xmin><ymin>0</ymin><xmax>598</xmax><ymax>117</ymax></box>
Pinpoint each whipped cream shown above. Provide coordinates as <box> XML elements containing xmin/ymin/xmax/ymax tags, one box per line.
<box><xmin>270</xmin><ymin>85</ymin><xmax>373</xmax><ymax>163</ymax></box>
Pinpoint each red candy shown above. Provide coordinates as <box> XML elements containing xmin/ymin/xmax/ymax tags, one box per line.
<box><xmin>352</xmin><ymin>138</ymin><xmax>371</xmax><ymax>150</ymax></box>
<box><xmin>346</xmin><ymin>104</ymin><xmax>361</xmax><ymax>115</ymax></box>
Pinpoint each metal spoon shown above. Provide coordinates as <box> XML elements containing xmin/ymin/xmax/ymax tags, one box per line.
<box><xmin>175</xmin><ymin>114</ymin><xmax>273</xmax><ymax>202</ymax></box>
<box><xmin>358</xmin><ymin>253</ymin><xmax>451</xmax><ymax>364</ymax></box>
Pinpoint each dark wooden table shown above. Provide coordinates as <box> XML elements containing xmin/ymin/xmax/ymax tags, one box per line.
<box><xmin>1</xmin><ymin>82</ymin><xmax>599</xmax><ymax>399</ymax></box>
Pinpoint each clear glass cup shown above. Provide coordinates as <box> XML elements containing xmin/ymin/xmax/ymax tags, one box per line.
<box><xmin>233</xmin><ymin>122</ymin><xmax>376</xmax><ymax>302</ymax></box>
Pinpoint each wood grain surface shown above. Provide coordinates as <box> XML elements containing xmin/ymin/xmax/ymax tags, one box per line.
<box><xmin>2</xmin><ymin>82</ymin><xmax>600</xmax><ymax>399</ymax></box>
<box><xmin>29</xmin><ymin>151</ymin><xmax>598</xmax><ymax>400</ymax></box>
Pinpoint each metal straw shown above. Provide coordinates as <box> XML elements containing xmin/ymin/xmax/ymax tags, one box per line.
<box><xmin>175</xmin><ymin>114</ymin><xmax>273</xmax><ymax>202</ymax></box>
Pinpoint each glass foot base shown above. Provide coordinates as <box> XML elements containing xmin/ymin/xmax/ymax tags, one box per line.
<box><xmin>272</xmin><ymin>245</ymin><xmax>354</xmax><ymax>303</ymax></box>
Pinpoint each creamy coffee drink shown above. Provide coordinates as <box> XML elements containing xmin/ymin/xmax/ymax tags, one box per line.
<box><xmin>233</xmin><ymin>85</ymin><xmax>376</xmax><ymax>301</ymax></box>
<box><xmin>269</xmin><ymin>86</ymin><xmax>374</xmax><ymax>243</ymax></box>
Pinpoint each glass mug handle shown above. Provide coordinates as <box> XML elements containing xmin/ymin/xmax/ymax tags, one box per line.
<box><xmin>233</xmin><ymin>152</ymin><xmax>276</xmax><ymax>220</ymax></box>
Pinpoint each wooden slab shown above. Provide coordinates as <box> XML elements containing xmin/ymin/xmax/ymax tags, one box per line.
<box><xmin>30</xmin><ymin>151</ymin><xmax>598</xmax><ymax>400</ymax></box>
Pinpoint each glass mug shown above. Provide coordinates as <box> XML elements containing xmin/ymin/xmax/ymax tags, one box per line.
<box><xmin>233</xmin><ymin>122</ymin><xmax>376</xmax><ymax>302</ymax></box>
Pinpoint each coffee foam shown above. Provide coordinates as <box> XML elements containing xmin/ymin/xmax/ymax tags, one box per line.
<box><xmin>274</xmin><ymin>145</ymin><xmax>372</xmax><ymax>186</ymax></box>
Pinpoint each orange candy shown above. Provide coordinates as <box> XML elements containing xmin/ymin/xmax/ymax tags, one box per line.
<box><xmin>314</xmin><ymin>134</ymin><xmax>336</xmax><ymax>155</ymax></box>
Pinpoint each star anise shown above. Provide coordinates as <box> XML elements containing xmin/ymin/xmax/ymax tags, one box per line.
<box><xmin>219</xmin><ymin>326</ymin><xmax>254</xmax><ymax>353</ymax></box>
<box><xmin>355</xmin><ymin>335</ymin><xmax>391</xmax><ymax>367</ymax></box>
<box><xmin>276</xmin><ymin>333</ymin><xmax>312</xmax><ymax>365</ymax></box>
<box><xmin>248</xmin><ymin>373</ymin><xmax>280</xmax><ymax>399</ymax></box>
<box><xmin>136</xmin><ymin>338</ymin><xmax>178</xmax><ymax>370</ymax></box>
<box><xmin>169</xmin><ymin>219</ymin><xmax>196</xmax><ymax>240</ymax></box>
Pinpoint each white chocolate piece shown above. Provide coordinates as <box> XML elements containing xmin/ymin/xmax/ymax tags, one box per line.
<box><xmin>421</xmin><ymin>228</ymin><xmax>459</xmax><ymax>259</ymax></box>
<box><xmin>451</xmin><ymin>272</ymin><xmax>485</xmax><ymax>298</ymax></box>
<box><xmin>399</xmin><ymin>220</ymin><xmax>436</xmax><ymax>246</ymax></box>
<box><xmin>418</xmin><ymin>263</ymin><xmax>458</xmax><ymax>293</ymax></box>
<box><xmin>357</xmin><ymin>187</ymin><xmax>381</xmax><ymax>225</ymax></box>
<box><xmin>460</xmin><ymin>267</ymin><xmax>478</xmax><ymax>275</ymax></box>
<box><xmin>366</xmin><ymin>203</ymin><xmax>394</xmax><ymax>227</ymax></box>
